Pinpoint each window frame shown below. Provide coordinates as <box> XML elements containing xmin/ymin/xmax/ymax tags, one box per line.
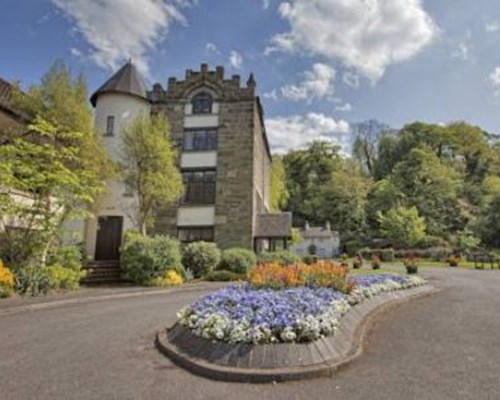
<box><xmin>183</xmin><ymin>128</ymin><xmax>218</xmax><ymax>152</ymax></box>
<box><xmin>105</xmin><ymin>115</ymin><xmax>115</xmax><ymax>136</ymax></box>
<box><xmin>177</xmin><ymin>226</ymin><xmax>214</xmax><ymax>243</ymax></box>
<box><xmin>191</xmin><ymin>92</ymin><xmax>213</xmax><ymax>115</ymax></box>
<box><xmin>181</xmin><ymin>169</ymin><xmax>216</xmax><ymax>205</ymax></box>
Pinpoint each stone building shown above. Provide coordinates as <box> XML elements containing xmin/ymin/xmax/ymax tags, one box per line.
<box><xmin>86</xmin><ymin>62</ymin><xmax>291</xmax><ymax>260</ymax></box>
<box><xmin>291</xmin><ymin>222</ymin><xmax>340</xmax><ymax>259</ymax></box>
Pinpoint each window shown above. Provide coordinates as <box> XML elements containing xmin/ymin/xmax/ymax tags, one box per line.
<box><xmin>183</xmin><ymin>129</ymin><xmax>217</xmax><ymax>151</ymax></box>
<box><xmin>191</xmin><ymin>92</ymin><xmax>213</xmax><ymax>114</ymax></box>
<box><xmin>182</xmin><ymin>170</ymin><xmax>216</xmax><ymax>204</ymax></box>
<box><xmin>106</xmin><ymin>115</ymin><xmax>115</xmax><ymax>136</ymax></box>
<box><xmin>178</xmin><ymin>227</ymin><xmax>214</xmax><ymax>243</ymax></box>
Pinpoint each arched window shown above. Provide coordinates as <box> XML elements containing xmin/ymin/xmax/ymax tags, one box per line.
<box><xmin>191</xmin><ymin>92</ymin><xmax>213</xmax><ymax>114</ymax></box>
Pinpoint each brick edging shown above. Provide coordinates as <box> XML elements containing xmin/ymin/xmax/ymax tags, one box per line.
<box><xmin>155</xmin><ymin>285</ymin><xmax>438</xmax><ymax>383</ymax></box>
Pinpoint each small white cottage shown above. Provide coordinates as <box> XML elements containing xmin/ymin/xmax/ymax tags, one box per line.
<box><xmin>292</xmin><ymin>221</ymin><xmax>340</xmax><ymax>259</ymax></box>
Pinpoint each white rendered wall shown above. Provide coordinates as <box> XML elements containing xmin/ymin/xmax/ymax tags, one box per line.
<box><xmin>177</xmin><ymin>206</ymin><xmax>215</xmax><ymax>226</ymax></box>
<box><xmin>180</xmin><ymin>151</ymin><xmax>217</xmax><ymax>168</ymax></box>
<box><xmin>84</xmin><ymin>93</ymin><xmax>150</xmax><ymax>257</ymax></box>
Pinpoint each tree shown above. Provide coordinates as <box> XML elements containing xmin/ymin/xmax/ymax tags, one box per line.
<box><xmin>121</xmin><ymin>113</ymin><xmax>183</xmax><ymax>234</ymax></box>
<box><xmin>378</xmin><ymin>206</ymin><xmax>426</xmax><ymax>248</ymax></box>
<box><xmin>270</xmin><ymin>155</ymin><xmax>289</xmax><ymax>211</ymax></box>
<box><xmin>283</xmin><ymin>141</ymin><xmax>342</xmax><ymax>225</ymax></box>
<box><xmin>0</xmin><ymin>62</ymin><xmax>113</xmax><ymax>268</ymax></box>
<box><xmin>365</xmin><ymin>179</ymin><xmax>404</xmax><ymax>232</ymax></box>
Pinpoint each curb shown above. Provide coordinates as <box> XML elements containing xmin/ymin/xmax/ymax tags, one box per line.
<box><xmin>0</xmin><ymin>283</ymin><xmax>224</xmax><ymax>317</ymax></box>
<box><xmin>155</xmin><ymin>285</ymin><xmax>439</xmax><ymax>383</ymax></box>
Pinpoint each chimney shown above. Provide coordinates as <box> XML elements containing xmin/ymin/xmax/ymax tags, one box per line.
<box><xmin>216</xmin><ymin>66</ymin><xmax>224</xmax><ymax>80</ymax></box>
<box><xmin>200</xmin><ymin>63</ymin><xmax>208</xmax><ymax>73</ymax></box>
<box><xmin>231</xmin><ymin>74</ymin><xmax>240</xmax><ymax>86</ymax></box>
<box><xmin>185</xmin><ymin>69</ymin><xmax>192</xmax><ymax>79</ymax></box>
<box><xmin>167</xmin><ymin>77</ymin><xmax>176</xmax><ymax>89</ymax></box>
<box><xmin>325</xmin><ymin>221</ymin><xmax>331</xmax><ymax>231</ymax></box>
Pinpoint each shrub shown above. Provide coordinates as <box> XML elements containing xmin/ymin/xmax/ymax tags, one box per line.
<box><xmin>14</xmin><ymin>266</ymin><xmax>53</xmax><ymax>296</ymax></box>
<box><xmin>218</xmin><ymin>248</ymin><xmax>256</xmax><ymax>274</ymax></box>
<box><xmin>181</xmin><ymin>241</ymin><xmax>220</xmax><ymax>278</ymax></box>
<box><xmin>352</xmin><ymin>255</ymin><xmax>363</xmax><ymax>269</ymax></box>
<box><xmin>302</xmin><ymin>255</ymin><xmax>319</xmax><ymax>265</ymax></box>
<box><xmin>204</xmin><ymin>270</ymin><xmax>246</xmax><ymax>282</ymax></box>
<box><xmin>121</xmin><ymin>232</ymin><xmax>182</xmax><ymax>285</ymax></box>
<box><xmin>248</xmin><ymin>261</ymin><xmax>353</xmax><ymax>293</ymax></box>
<box><xmin>371</xmin><ymin>255</ymin><xmax>381</xmax><ymax>270</ymax></box>
<box><xmin>152</xmin><ymin>270</ymin><xmax>183</xmax><ymax>287</ymax></box>
<box><xmin>0</xmin><ymin>260</ymin><xmax>15</xmax><ymax>298</ymax></box>
<box><xmin>47</xmin><ymin>245</ymin><xmax>83</xmax><ymax>271</ymax></box>
<box><xmin>257</xmin><ymin>250</ymin><xmax>301</xmax><ymax>265</ymax></box>
<box><xmin>381</xmin><ymin>248</ymin><xmax>395</xmax><ymax>262</ymax></box>
<box><xmin>46</xmin><ymin>265</ymin><xmax>85</xmax><ymax>291</ymax></box>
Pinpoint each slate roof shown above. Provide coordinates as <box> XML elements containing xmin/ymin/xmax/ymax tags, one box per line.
<box><xmin>0</xmin><ymin>77</ymin><xmax>28</xmax><ymax>122</ymax></box>
<box><xmin>90</xmin><ymin>61</ymin><xmax>148</xmax><ymax>107</ymax></box>
<box><xmin>255</xmin><ymin>212</ymin><xmax>292</xmax><ymax>238</ymax></box>
<box><xmin>301</xmin><ymin>227</ymin><xmax>336</xmax><ymax>239</ymax></box>
<box><xmin>0</xmin><ymin>77</ymin><xmax>13</xmax><ymax>105</ymax></box>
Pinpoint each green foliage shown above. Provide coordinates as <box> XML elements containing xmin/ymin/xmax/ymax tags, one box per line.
<box><xmin>121</xmin><ymin>114</ymin><xmax>183</xmax><ymax>233</ymax></box>
<box><xmin>46</xmin><ymin>265</ymin><xmax>85</xmax><ymax>291</ymax></box>
<box><xmin>302</xmin><ymin>255</ymin><xmax>319</xmax><ymax>265</ymax></box>
<box><xmin>14</xmin><ymin>266</ymin><xmax>53</xmax><ymax>296</ymax></box>
<box><xmin>204</xmin><ymin>270</ymin><xmax>246</xmax><ymax>282</ymax></box>
<box><xmin>181</xmin><ymin>241</ymin><xmax>221</xmax><ymax>278</ymax></box>
<box><xmin>120</xmin><ymin>232</ymin><xmax>182</xmax><ymax>285</ymax></box>
<box><xmin>270</xmin><ymin>156</ymin><xmax>289</xmax><ymax>211</ymax></box>
<box><xmin>450</xmin><ymin>229</ymin><xmax>480</xmax><ymax>254</ymax></box>
<box><xmin>378</xmin><ymin>206</ymin><xmax>426</xmax><ymax>248</ymax></box>
<box><xmin>218</xmin><ymin>248</ymin><xmax>257</xmax><ymax>274</ymax></box>
<box><xmin>381</xmin><ymin>248</ymin><xmax>395</xmax><ymax>262</ymax></box>
<box><xmin>257</xmin><ymin>250</ymin><xmax>301</xmax><ymax>265</ymax></box>
<box><xmin>46</xmin><ymin>245</ymin><xmax>83</xmax><ymax>271</ymax></box>
<box><xmin>0</xmin><ymin>61</ymin><xmax>113</xmax><ymax>268</ymax></box>
<box><xmin>479</xmin><ymin>194</ymin><xmax>500</xmax><ymax>248</ymax></box>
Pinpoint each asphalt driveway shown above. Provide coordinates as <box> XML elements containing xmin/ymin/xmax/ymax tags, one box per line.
<box><xmin>0</xmin><ymin>268</ymin><xmax>499</xmax><ymax>400</ymax></box>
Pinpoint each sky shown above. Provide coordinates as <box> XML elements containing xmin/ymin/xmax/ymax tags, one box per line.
<box><xmin>1</xmin><ymin>0</ymin><xmax>500</xmax><ymax>154</ymax></box>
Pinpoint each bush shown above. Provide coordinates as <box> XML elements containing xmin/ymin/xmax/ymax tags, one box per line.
<box><xmin>46</xmin><ymin>265</ymin><xmax>85</xmax><ymax>291</ymax></box>
<box><xmin>0</xmin><ymin>260</ymin><xmax>15</xmax><ymax>297</ymax></box>
<box><xmin>152</xmin><ymin>270</ymin><xmax>183</xmax><ymax>287</ymax></box>
<box><xmin>371</xmin><ymin>255</ymin><xmax>381</xmax><ymax>270</ymax></box>
<box><xmin>218</xmin><ymin>248</ymin><xmax>257</xmax><ymax>274</ymax></box>
<box><xmin>121</xmin><ymin>232</ymin><xmax>182</xmax><ymax>285</ymax></box>
<box><xmin>352</xmin><ymin>255</ymin><xmax>363</xmax><ymax>269</ymax></box>
<box><xmin>181</xmin><ymin>241</ymin><xmax>220</xmax><ymax>278</ymax></box>
<box><xmin>302</xmin><ymin>255</ymin><xmax>319</xmax><ymax>265</ymax></box>
<box><xmin>381</xmin><ymin>248</ymin><xmax>395</xmax><ymax>262</ymax></box>
<box><xmin>47</xmin><ymin>245</ymin><xmax>83</xmax><ymax>271</ymax></box>
<box><xmin>204</xmin><ymin>270</ymin><xmax>246</xmax><ymax>282</ymax></box>
<box><xmin>394</xmin><ymin>247</ymin><xmax>451</xmax><ymax>261</ymax></box>
<box><xmin>258</xmin><ymin>250</ymin><xmax>301</xmax><ymax>265</ymax></box>
<box><xmin>14</xmin><ymin>266</ymin><xmax>53</xmax><ymax>296</ymax></box>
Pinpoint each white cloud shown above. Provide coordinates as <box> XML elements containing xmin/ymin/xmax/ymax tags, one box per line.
<box><xmin>229</xmin><ymin>50</ymin><xmax>243</xmax><ymax>69</ymax></box>
<box><xmin>70</xmin><ymin>47</ymin><xmax>83</xmax><ymax>57</ymax></box>
<box><xmin>342</xmin><ymin>71</ymin><xmax>360</xmax><ymax>88</ymax></box>
<box><xmin>263</xmin><ymin>89</ymin><xmax>278</xmax><ymax>100</ymax></box>
<box><xmin>267</xmin><ymin>0</ymin><xmax>438</xmax><ymax>81</ymax></box>
<box><xmin>490</xmin><ymin>67</ymin><xmax>500</xmax><ymax>96</ymax></box>
<box><xmin>266</xmin><ymin>113</ymin><xmax>350</xmax><ymax>153</ymax></box>
<box><xmin>205</xmin><ymin>42</ymin><xmax>220</xmax><ymax>54</ymax></box>
<box><xmin>281</xmin><ymin>63</ymin><xmax>335</xmax><ymax>101</ymax></box>
<box><xmin>451</xmin><ymin>42</ymin><xmax>469</xmax><ymax>61</ymax></box>
<box><xmin>335</xmin><ymin>102</ymin><xmax>352</xmax><ymax>112</ymax></box>
<box><xmin>52</xmin><ymin>0</ymin><xmax>195</xmax><ymax>75</ymax></box>
<box><xmin>485</xmin><ymin>21</ymin><xmax>500</xmax><ymax>33</ymax></box>
<box><xmin>262</xmin><ymin>0</ymin><xmax>271</xmax><ymax>10</ymax></box>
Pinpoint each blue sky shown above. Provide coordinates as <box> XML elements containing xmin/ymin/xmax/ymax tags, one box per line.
<box><xmin>1</xmin><ymin>0</ymin><xmax>500</xmax><ymax>153</ymax></box>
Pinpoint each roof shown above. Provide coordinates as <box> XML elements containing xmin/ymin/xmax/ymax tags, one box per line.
<box><xmin>0</xmin><ymin>77</ymin><xmax>13</xmax><ymax>104</ymax></box>
<box><xmin>90</xmin><ymin>61</ymin><xmax>148</xmax><ymax>107</ymax></box>
<box><xmin>255</xmin><ymin>213</ymin><xmax>292</xmax><ymax>238</ymax></box>
<box><xmin>0</xmin><ymin>77</ymin><xmax>28</xmax><ymax>122</ymax></box>
<box><xmin>301</xmin><ymin>227</ymin><xmax>336</xmax><ymax>239</ymax></box>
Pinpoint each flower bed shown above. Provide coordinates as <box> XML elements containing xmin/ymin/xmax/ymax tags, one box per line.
<box><xmin>177</xmin><ymin>274</ymin><xmax>426</xmax><ymax>344</ymax></box>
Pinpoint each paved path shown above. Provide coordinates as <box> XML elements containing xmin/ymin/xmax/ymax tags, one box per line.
<box><xmin>0</xmin><ymin>268</ymin><xmax>499</xmax><ymax>400</ymax></box>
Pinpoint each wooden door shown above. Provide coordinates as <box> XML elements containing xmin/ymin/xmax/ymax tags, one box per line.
<box><xmin>95</xmin><ymin>216</ymin><xmax>123</xmax><ymax>261</ymax></box>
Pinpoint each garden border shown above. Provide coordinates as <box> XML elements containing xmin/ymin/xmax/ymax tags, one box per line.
<box><xmin>155</xmin><ymin>284</ymin><xmax>438</xmax><ymax>383</ymax></box>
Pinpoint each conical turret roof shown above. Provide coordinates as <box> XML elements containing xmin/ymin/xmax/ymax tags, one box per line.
<box><xmin>90</xmin><ymin>61</ymin><xmax>147</xmax><ymax>107</ymax></box>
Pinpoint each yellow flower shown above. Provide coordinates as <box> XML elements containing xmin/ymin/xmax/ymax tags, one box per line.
<box><xmin>0</xmin><ymin>259</ymin><xmax>15</xmax><ymax>289</ymax></box>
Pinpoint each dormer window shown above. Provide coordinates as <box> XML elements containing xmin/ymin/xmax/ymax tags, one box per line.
<box><xmin>192</xmin><ymin>92</ymin><xmax>213</xmax><ymax>114</ymax></box>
